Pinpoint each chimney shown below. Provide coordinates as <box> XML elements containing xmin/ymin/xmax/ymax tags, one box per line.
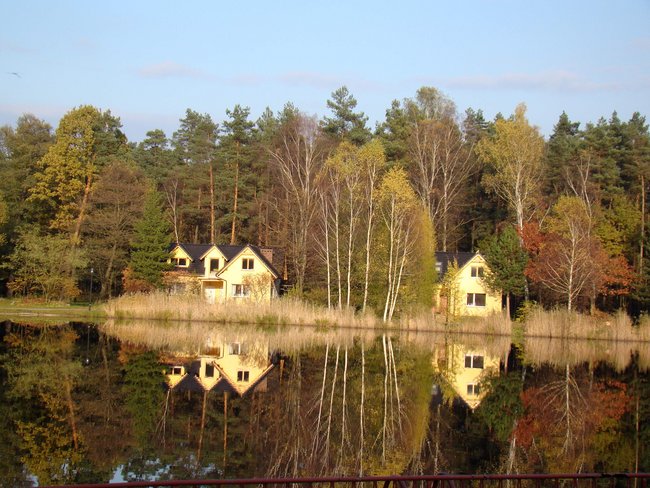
<box><xmin>259</xmin><ymin>247</ymin><xmax>274</xmax><ymax>264</ymax></box>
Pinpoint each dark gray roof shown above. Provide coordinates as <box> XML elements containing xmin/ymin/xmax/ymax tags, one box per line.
<box><xmin>435</xmin><ymin>251</ymin><xmax>478</xmax><ymax>280</ymax></box>
<box><xmin>170</xmin><ymin>243</ymin><xmax>281</xmax><ymax>277</ymax></box>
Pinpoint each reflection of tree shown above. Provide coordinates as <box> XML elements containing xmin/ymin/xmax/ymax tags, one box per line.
<box><xmin>121</xmin><ymin>350</ymin><xmax>165</xmax><ymax>445</ymax></box>
<box><xmin>2</xmin><ymin>323</ymin><xmax>84</xmax><ymax>485</ymax></box>
<box><xmin>515</xmin><ymin>364</ymin><xmax>629</xmax><ymax>472</ymax></box>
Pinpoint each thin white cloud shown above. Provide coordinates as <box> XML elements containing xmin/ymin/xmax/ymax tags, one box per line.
<box><xmin>0</xmin><ymin>40</ymin><xmax>34</xmax><ymax>54</ymax></box>
<box><xmin>631</xmin><ymin>37</ymin><xmax>650</xmax><ymax>51</ymax></box>
<box><xmin>277</xmin><ymin>71</ymin><xmax>383</xmax><ymax>91</ymax></box>
<box><xmin>138</xmin><ymin>61</ymin><xmax>213</xmax><ymax>80</ymax></box>
<box><xmin>439</xmin><ymin>71</ymin><xmax>620</xmax><ymax>92</ymax></box>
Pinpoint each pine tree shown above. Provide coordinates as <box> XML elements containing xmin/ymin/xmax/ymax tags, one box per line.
<box><xmin>127</xmin><ymin>188</ymin><xmax>171</xmax><ymax>289</ymax></box>
<box><xmin>481</xmin><ymin>225</ymin><xmax>528</xmax><ymax>317</ymax></box>
<box><xmin>322</xmin><ymin>86</ymin><xmax>371</xmax><ymax>145</ymax></box>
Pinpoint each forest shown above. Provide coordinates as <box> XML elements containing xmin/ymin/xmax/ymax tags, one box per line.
<box><xmin>0</xmin><ymin>86</ymin><xmax>648</xmax><ymax>318</ymax></box>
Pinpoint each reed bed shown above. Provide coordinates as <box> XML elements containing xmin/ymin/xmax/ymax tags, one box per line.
<box><xmin>398</xmin><ymin>310</ymin><xmax>512</xmax><ymax>335</ymax></box>
<box><xmin>522</xmin><ymin>307</ymin><xmax>650</xmax><ymax>341</ymax></box>
<box><xmin>103</xmin><ymin>292</ymin><xmax>379</xmax><ymax>329</ymax></box>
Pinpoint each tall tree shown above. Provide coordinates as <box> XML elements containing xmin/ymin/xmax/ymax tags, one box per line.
<box><xmin>477</xmin><ymin>104</ymin><xmax>545</xmax><ymax>232</ymax></box>
<box><xmin>219</xmin><ymin>105</ymin><xmax>256</xmax><ymax>244</ymax></box>
<box><xmin>377</xmin><ymin>167</ymin><xmax>422</xmax><ymax>321</ymax></box>
<box><xmin>28</xmin><ymin>106</ymin><xmax>127</xmax><ymax>243</ymax></box>
<box><xmin>126</xmin><ymin>188</ymin><xmax>171</xmax><ymax>290</ymax></box>
<box><xmin>544</xmin><ymin>112</ymin><xmax>581</xmax><ymax>197</ymax></box>
<box><xmin>0</xmin><ymin>114</ymin><xmax>54</xmax><ymax>231</ymax></box>
<box><xmin>7</xmin><ymin>228</ymin><xmax>87</xmax><ymax>300</ymax></box>
<box><xmin>526</xmin><ymin>197</ymin><xmax>601</xmax><ymax>311</ymax></box>
<box><xmin>172</xmin><ymin>109</ymin><xmax>218</xmax><ymax>242</ymax></box>
<box><xmin>83</xmin><ymin>161</ymin><xmax>146</xmax><ymax>298</ymax></box>
<box><xmin>269</xmin><ymin>110</ymin><xmax>327</xmax><ymax>294</ymax></box>
<box><xmin>322</xmin><ymin>86</ymin><xmax>371</xmax><ymax>146</ymax></box>
<box><xmin>481</xmin><ymin>225</ymin><xmax>528</xmax><ymax>317</ymax></box>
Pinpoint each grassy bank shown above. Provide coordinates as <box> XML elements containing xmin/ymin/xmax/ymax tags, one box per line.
<box><xmin>0</xmin><ymin>298</ymin><xmax>105</xmax><ymax>323</ymax></box>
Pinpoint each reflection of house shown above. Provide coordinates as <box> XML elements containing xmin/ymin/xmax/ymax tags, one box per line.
<box><xmin>433</xmin><ymin>343</ymin><xmax>500</xmax><ymax>409</ymax></box>
<box><xmin>165</xmin><ymin>340</ymin><xmax>277</xmax><ymax>397</ymax></box>
<box><xmin>434</xmin><ymin>252</ymin><xmax>501</xmax><ymax>316</ymax></box>
<box><xmin>167</xmin><ymin>243</ymin><xmax>282</xmax><ymax>302</ymax></box>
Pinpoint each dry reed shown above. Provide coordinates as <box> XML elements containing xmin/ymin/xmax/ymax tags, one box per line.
<box><xmin>522</xmin><ymin>307</ymin><xmax>650</xmax><ymax>342</ymax></box>
<box><xmin>103</xmin><ymin>292</ymin><xmax>379</xmax><ymax>329</ymax></box>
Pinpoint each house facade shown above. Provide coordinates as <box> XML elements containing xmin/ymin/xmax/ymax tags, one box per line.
<box><xmin>167</xmin><ymin>243</ymin><xmax>282</xmax><ymax>303</ymax></box>
<box><xmin>432</xmin><ymin>342</ymin><xmax>500</xmax><ymax>409</ymax></box>
<box><xmin>164</xmin><ymin>339</ymin><xmax>276</xmax><ymax>397</ymax></box>
<box><xmin>434</xmin><ymin>251</ymin><xmax>502</xmax><ymax>317</ymax></box>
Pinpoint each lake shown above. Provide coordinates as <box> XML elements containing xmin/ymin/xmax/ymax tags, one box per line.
<box><xmin>0</xmin><ymin>319</ymin><xmax>648</xmax><ymax>486</ymax></box>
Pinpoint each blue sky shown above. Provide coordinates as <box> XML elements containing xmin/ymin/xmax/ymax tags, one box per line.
<box><xmin>2</xmin><ymin>0</ymin><xmax>649</xmax><ymax>142</ymax></box>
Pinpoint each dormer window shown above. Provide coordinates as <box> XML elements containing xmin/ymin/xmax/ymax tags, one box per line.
<box><xmin>242</xmin><ymin>258</ymin><xmax>254</xmax><ymax>270</ymax></box>
<box><xmin>171</xmin><ymin>258</ymin><xmax>187</xmax><ymax>267</ymax></box>
<box><xmin>209</xmin><ymin>259</ymin><xmax>219</xmax><ymax>272</ymax></box>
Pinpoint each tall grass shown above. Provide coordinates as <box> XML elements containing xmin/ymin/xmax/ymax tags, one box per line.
<box><xmin>523</xmin><ymin>307</ymin><xmax>650</xmax><ymax>342</ymax></box>
<box><xmin>399</xmin><ymin>309</ymin><xmax>512</xmax><ymax>336</ymax></box>
<box><xmin>103</xmin><ymin>292</ymin><xmax>379</xmax><ymax>329</ymax></box>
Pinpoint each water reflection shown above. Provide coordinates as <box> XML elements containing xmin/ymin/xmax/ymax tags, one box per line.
<box><xmin>0</xmin><ymin>319</ymin><xmax>648</xmax><ymax>486</ymax></box>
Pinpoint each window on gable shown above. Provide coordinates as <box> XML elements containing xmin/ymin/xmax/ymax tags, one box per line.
<box><xmin>205</xmin><ymin>364</ymin><xmax>215</xmax><ymax>378</ymax></box>
<box><xmin>464</xmin><ymin>354</ymin><xmax>485</xmax><ymax>369</ymax></box>
<box><xmin>237</xmin><ymin>370</ymin><xmax>250</xmax><ymax>382</ymax></box>
<box><xmin>171</xmin><ymin>258</ymin><xmax>187</xmax><ymax>267</ymax></box>
<box><xmin>471</xmin><ymin>266</ymin><xmax>484</xmax><ymax>278</ymax></box>
<box><xmin>467</xmin><ymin>384</ymin><xmax>481</xmax><ymax>396</ymax></box>
<box><xmin>242</xmin><ymin>258</ymin><xmax>254</xmax><ymax>270</ymax></box>
<box><xmin>228</xmin><ymin>342</ymin><xmax>241</xmax><ymax>355</ymax></box>
<box><xmin>467</xmin><ymin>293</ymin><xmax>486</xmax><ymax>307</ymax></box>
<box><xmin>209</xmin><ymin>259</ymin><xmax>219</xmax><ymax>272</ymax></box>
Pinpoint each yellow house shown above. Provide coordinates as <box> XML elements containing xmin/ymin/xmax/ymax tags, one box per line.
<box><xmin>434</xmin><ymin>251</ymin><xmax>502</xmax><ymax>317</ymax></box>
<box><xmin>165</xmin><ymin>340</ymin><xmax>276</xmax><ymax>397</ymax></box>
<box><xmin>167</xmin><ymin>243</ymin><xmax>282</xmax><ymax>302</ymax></box>
<box><xmin>433</xmin><ymin>343</ymin><xmax>500</xmax><ymax>409</ymax></box>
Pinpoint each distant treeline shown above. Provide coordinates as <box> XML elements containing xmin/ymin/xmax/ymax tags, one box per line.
<box><xmin>0</xmin><ymin>86</ymin><xmax>648</xmax><ymax>317</ymax></box>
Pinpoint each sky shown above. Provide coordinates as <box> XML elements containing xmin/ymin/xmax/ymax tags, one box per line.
<box><xmin>2</xmin><ymin>0</ymin><xmax>650</xmax><ymax>142</ymax></box>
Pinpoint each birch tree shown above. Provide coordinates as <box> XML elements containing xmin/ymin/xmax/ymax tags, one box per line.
<box><xmin>377</xmin><ymin>167</ymin><xmax>421</xmax><ymax>321</ymax></box>
<box><xmin>477</xmin><ymin>103</ymin><xmax>545</xmax><ymax>231</ymax></box>
<box><xmin>269</xmin><ymin>110</ymin><xmax>326</xmax><ymax>294</ymax></box>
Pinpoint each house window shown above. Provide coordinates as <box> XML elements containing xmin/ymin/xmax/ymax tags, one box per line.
<box><xmin>242</xmin><ymin>258</ymin><xmax>254</xmax><ymax>270</ymax></box>
<box><xmin>228</xmin><ymin>343</ymin><xmax>241</xmax><ymax>355</ymax></box>
<box><xmin>237</xmin><ymin>370</ymin><xmax>250</xmax><ymax>382</ymax></box>
<box><xmin>467</xmin><ymin>293</ymin><xmax>486</xmax><ymax>307</ymax></box>
<box><xmin>471</xmin><ymin>266</ymin><xmax>484</xmax><ymax>278</ymax></box>
<box><xmin>171</xmin><ymin>257</ymin><xmax>187</xmax><ymax>267</ymax></box>
<box><xmin>467</xmin><ymin>384</ymin><xmax>481</xmax><ymax>396</ymax></box>
<box><xmin>464</xmin><ymin>354</ymin><xmax>485</xmax><ymax>369</ymax></box>
<box><xmin>205</xmin><ymin>364</ymin><xmax>215</xmax><ymax>378</ymax></box>
<box><xmin>232</xmin><ymin>284</ymin><xmax>250</xmax><ymax>297</ymax></box>
<box><xmin>209</xmin><ymin>259</ymin><xmax>219</xmax><ymax>272</ymax></box>
<box><xmin>170</xmin><ymin>366</ymin><xmax>183</xmax><ymax>375</ymax></box>
<box><xmin>435</xmin><ymin>261</ymin><xmax>442</xmax><ymax>274</ymax></box>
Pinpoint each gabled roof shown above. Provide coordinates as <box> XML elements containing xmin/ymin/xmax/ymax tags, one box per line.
<box><xmin>214</xmin><ymin>363</ymin><xmax>277</xmax><ymax>397</ymax></box>
<box><xmin>435</xmin><ymin>251</ymin><xmax>483</xmax><ymax>280</ymax></box>
<box><xmin>170</xmin><ymin>243</ymin><xmax>281</xmax><ymax>278</ymax></box>
<box><xmin>213</xmin><ymin>244</ymin><xmax>280</xmax><ymax>279</ymax></box>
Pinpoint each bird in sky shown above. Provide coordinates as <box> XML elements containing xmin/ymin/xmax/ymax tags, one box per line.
<box><xmin>7</xmin><ymin>72</ymin><xmax>21</xmax><ymax>78</ymax></box>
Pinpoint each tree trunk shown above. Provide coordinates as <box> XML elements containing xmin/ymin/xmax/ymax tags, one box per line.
<box><xmin>72</xmin><ymin>172</ymin><xmax>93</xmax><ymax>245</ymax></box>
<box><xmin>209</xmin><ymin>161</ymin><xmax>216</xmax><ymax>243</ymax></box>
<box><xmin>230</xmin><ymin>151</ymin><xmax>240</xmax><ymax>245</ymax></box>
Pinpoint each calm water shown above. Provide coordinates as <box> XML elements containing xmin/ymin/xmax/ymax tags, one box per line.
<box><xmin>0</xmin><ymin>319</ymin><xmax>648</xmax><ymax>487</ymax></box>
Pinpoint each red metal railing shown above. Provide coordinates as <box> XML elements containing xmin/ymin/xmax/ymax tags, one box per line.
<box><xmin>43</xmin><ymin>473</ymin><xmax>650</xmax><ymax>488</ymax></box>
